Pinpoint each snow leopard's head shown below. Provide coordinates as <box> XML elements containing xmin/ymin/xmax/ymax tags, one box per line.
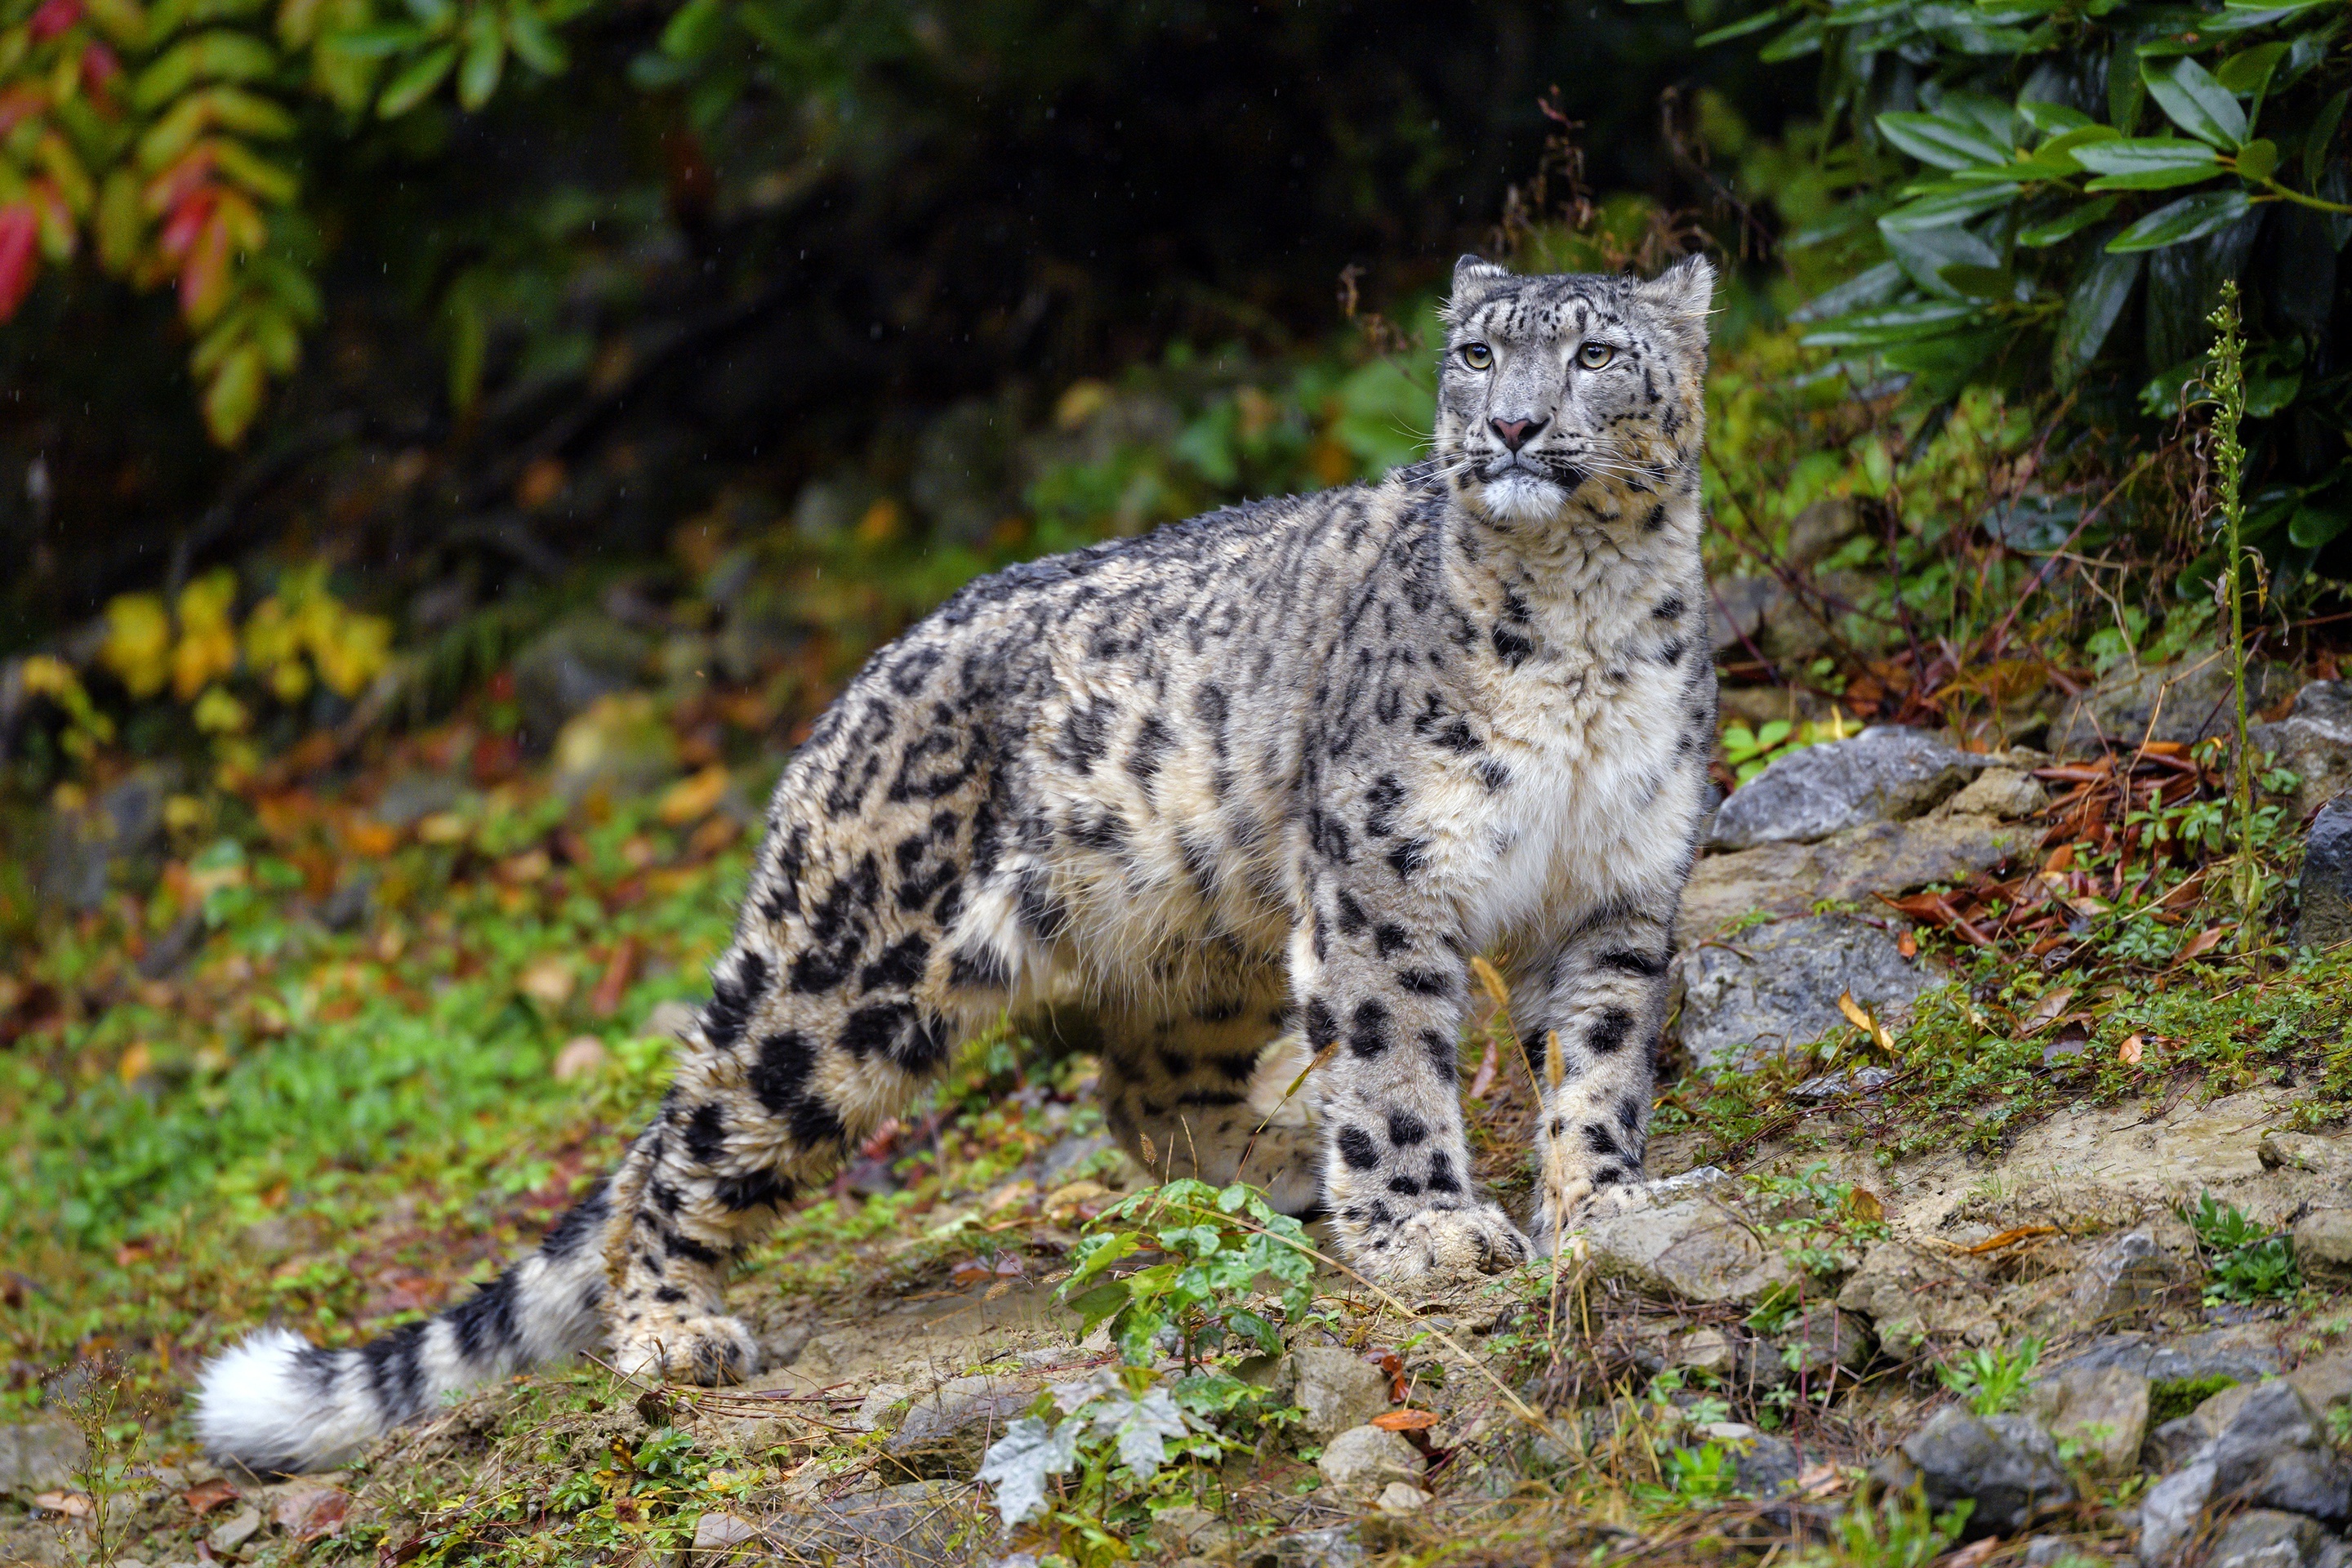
<box><xmin>1432</xmin><ymin>252</ymin><xmax>1713</xmax><ymax>529</ymax></box>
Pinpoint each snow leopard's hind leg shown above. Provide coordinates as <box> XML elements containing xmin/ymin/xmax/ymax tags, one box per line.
<box><xmin>1095</xmin><ymin>981</ymin><xmax>1325</xmax><ymax>1214</ymax></box>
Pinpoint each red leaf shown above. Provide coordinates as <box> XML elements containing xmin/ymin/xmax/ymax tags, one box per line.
<box><xmin>183</xmin><ymin>1478</ymin><xmax>240</xmax><ymax>1516</ymax></box>
<box><xmin>28</xmin><ymin>0</ymin><xmax>83</xmax><ymax>41</ymax></box>
<box><xmin>179</xmin><ymin>208</ymin><xmax>233</xmax><ymax>325</ymax></box>
<box><xmin>0</xmin><ymin>85</ymin><xmax>47</xmax><ymax>137</ymax></box>
<box><xmin>0</xmin><ymin>207</ymin><xmax>39</xmax><ymax>321</ymax></box>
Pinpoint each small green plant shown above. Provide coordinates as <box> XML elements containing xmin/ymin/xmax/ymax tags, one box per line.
<box><xmin>1747</xmin><ymin>1164</ymin><xmax>1893</xmax><ymax>1280</ymax></box>
<box><xmin>2187</xmin><ymin>1192</ymin><xmax>2300</xmax><ymax>1304</ymax></box>
<box><xmin>56</xmin><ymin>1356</ymin><xmax>151</xmax><ymax>1568</ymax></box>
<box><xmin>1059</xmin><ymin>1178</ymin><xmax>1316</xmax><ymax>1370</ymax></box>
<box><xmin>1798</xmin><ymin>1487</ymin><xmax>1973</xmax><ymax>1568</ymax></box>
<box><xmin>1664</xmin><ymin>1440</ymin><xmax>1740</xmax><ymax>1501</ymax></box>
<box><xmin>1936</xmin><ymin>1338</ymin><xmax>2042</xmax><ymax>1415</ymax></box>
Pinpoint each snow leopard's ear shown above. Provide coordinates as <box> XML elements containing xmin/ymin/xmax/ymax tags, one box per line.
<box><xmin>1444</xmin><ymin>253</ymin><xmax>1513</xmax><ymax>325</ymax></box>
<box><xmin>1634</xmin><ymin>253</ymin><xmax>1717</xmax><ymax>350</ymax></box>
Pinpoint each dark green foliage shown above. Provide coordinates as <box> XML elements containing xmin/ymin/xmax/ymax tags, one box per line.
<box><xmin>1689</xmin><ymin>0</ymin><xmax>2352</xmax><ymax>590</ymax></box>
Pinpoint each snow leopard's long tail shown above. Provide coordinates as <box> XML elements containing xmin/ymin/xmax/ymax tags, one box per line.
<box><xmin>194</xmin><ymin>1178</ymin><xmax>614</xmax><ymax>1474</ymax></box>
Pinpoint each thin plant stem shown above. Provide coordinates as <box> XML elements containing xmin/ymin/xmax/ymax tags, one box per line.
<box><xmin>2206</xmin><ymin>280</ymin><xmax>2257</xmax><ymax>947</ymax></box>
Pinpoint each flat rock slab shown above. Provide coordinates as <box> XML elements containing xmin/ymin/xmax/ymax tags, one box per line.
<box><xmin>1679</xmin><ymin>814</ymin><xmax>2034</xmax><ymax>946</ymax></box>
<box><xmin>0</xmin><ymin>1419</ymin><xmax>87</xmax><ymax>1497</ymax></box>
<box><xmin>2297</xmin><ymin>796</ymin><xmax>2352</xmax><ymax>950</ymax></box>
<box><xmin>2051</xmin><ymin>653</ymin><xmax>2287</xmax><ymax>754</ymax></box>
<box><xmin>1680</xmin><ymin>913</ymin><xmax>1941</xmax><ymax>1071</ymax></box>
<box><xmin>1709</xmin><ymin>726</ymin><xmax>1990</xmax><ymax>849</ymax></box>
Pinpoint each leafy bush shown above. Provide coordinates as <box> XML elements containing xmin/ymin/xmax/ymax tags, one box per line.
<box><xmin>1934</xmin><ymin>1336</ymin><xmax>2042</xmax><ymax>1414</ymax></box>
<box><xmin>1697</xmin><ymin>0</ymin><xmax>2352</xmax><ymax>590</ymax></box>
<box><xmin>2188</xmin><ymin>1190</ymin><xmax>2301</xmax><ymax>1302</ymax></box>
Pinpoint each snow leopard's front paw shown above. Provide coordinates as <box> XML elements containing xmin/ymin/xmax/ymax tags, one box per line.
<box><xmin>612</xmin><ymin>1312</ymin><xmax>760</xmax><ymax>1385</ymax></box>
<box><xmin>1348</xmin><ymin>1201</ymin><xmax>1531</xmax><ymax>1282</ymax></box>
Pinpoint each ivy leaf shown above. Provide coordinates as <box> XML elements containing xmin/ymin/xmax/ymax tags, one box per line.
<box><xmin>2105</xmin><ymin>189</ymin><xmax>2252</xmax><ymax>252</ymax></box>
<box><xmin>2141</xmin><ymin>56</ymin><xmax>2247</xmax><ymax>148</ymax></box>
<box><xmin>975</xmin><ymin>1416</ymin><xmax>1080</xmax><ymax>1526</ymax></box>
<box><xmin>1086</xmin><ymin>1387</ymin><xmax>1190</xmax><ymax>1479</ymax></box>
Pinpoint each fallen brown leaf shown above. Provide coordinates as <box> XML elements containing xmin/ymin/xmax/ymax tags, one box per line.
<box><xmin>274</xmin><ymin>1484</ymin><xmax>350</xmax><ymax>1540</ymax></box>
<box><xmin>184</xmin><ymin>1477</ymin><xmax>241</xmax><ymax>1515</ymax></box>
<box><xmin>1370</xmin><ymin>1409</ymin><xmax>1441</xmax><ymax>1431</ymax></box>
<box><xmin>1960</xmin><ymin>1223</ymin><xmax>2060</xmax><ymax>1254</ymax></box>
<box><xmin>2118</xmin><ymin>1034</ymin><xmax>2145</xmax><ymax>1065</ymax></box>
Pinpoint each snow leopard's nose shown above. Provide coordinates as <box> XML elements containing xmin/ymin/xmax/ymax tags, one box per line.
<box><xmin>1489</xmin><ymin>416</ymin><xmax>1546</xmax><ymax>452</ymax></box>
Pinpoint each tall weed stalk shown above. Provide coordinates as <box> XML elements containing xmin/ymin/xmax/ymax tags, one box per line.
<box><xmin>2207</xmin><ymin>282</ymin><xmax>2257</xmax><ymax>946</ymax></box>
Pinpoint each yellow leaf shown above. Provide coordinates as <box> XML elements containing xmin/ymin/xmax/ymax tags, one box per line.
<box><xmin>657</xmin><ymin>765</ymin><xmax>730</xmax><ymax>826</ymax></box>
<box><xmin>1835</xmin><ymin>991</ymin><xmax>1895</xmax><ymax>1053</ymax></box>
<box><xmin>191</xmin><ymin>684</ymin><xmax>249</xmax><ymax>733</ymax></box>
<box><xmin>118</xmin><ymin>1041</ymin><xmax>153</xmax><ymax>1083</ymax></box>
<box><xmin>310</xmin><ymin>610</ymin><xmax>390</xmax><ymax>697</ymax></box>
<box><xmin>172</xmin><ymin>568</ymin><xmax>240</xmax><ymax>699</ymax></box>
<box><xmin>100</xmin><ymin>592</ymin><xmax>173</xmax><ymax>697</ymax></box>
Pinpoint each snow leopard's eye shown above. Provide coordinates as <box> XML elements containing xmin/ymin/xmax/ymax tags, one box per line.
<box><xmin>1459</xmin><ymin>342</ymin><xmax>1493</xmax><ymax>371</ymax></box>
<box><xmin>1576</xmin><ymin>341</ymin><xmax>1615</xmax><ymax>370</ymax></box>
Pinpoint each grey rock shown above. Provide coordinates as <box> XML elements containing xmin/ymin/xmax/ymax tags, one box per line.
<box><xmin>1793</xmin><ymin>1066</ymin><xmax>1898</xmax><ymax>1101</ymax></box>
<box><xmin>881</xmin><ymin>1374</ymin><xmax>1040</xmax><ymax>1480</ymax></box>
<box><xmin>2207</xmin><ymin>1381</ymin><xmax>2352</xmax><ymax>1522</ymax></box>
<box><xmin>692</xmin><ymin>1509</ymin><xmax>763</xmax><ymax>1558</ymax></box>
<box><xmin>1581</xmin><ymin>1195</ymin><xmax>1802</xmax><ymax>1307</ymax></box>
<box><xmin>1678</xmin><ymin>814</ymin><xmax>2034</xmax><ymax>945</ymax></box>
<box><xmin>2209</xmin><ymin>1510</ymin><xmax>2330</xmax><ymax>1568</ymax></box>
<box><xmin>2069</xmin><ymin>1230</ymin><xmax>2180</xmax><ymax>1331</ymax></box>
<box><xmin>2024</xmin><ymin>1363</ymin><xmax>2149</xmax><ymax>1477</ymax></box>
<box><xmin>1669</xmin><ymin>1327</ymin><xmax>1738</xmax><ymax>1379</ymax></box>
<box><xmin>511</xmin><ymin>612</ymin><xmax>652</xmax><ymax>748</ymax></box>
<box><xmin>207</xmin><ymin>1504</ymin><xmax>263</xmax><ymax>1555</ymax></box>
<box><xmin>2051</xmin><ymin>654</ymin><xmax>2286</xmax><ymax>755</ymax></box>
<box><xmin>1837</xmin><ymin>1241</ymin><xmax>1998</xmax><ymax>1352</ymax></box>
<box><xmin>42</xmin><ymin>765</ymin><xmax>175</xmax><ymax>911</ymax></box>
<box><xmin>1696</xmin><ymin>1423</ymin><xmax>1802</xmax><ymax>1494</ymax></box>
<box><xmin>2296</xmin><ymin>1209</ymin><xmax>2352</xmax><ymax>1287</ymax></box>
<box><xmin>0</xmin><ymin>1418</ymin><xmax>87</xmax><ymax>1495</ymax></box>
<box><xmin>2249</xmin><ymin>680</ymin><xmax>2352</xmax><ymax>818</ymax></box>
<box><xmin>1285</xmin><ymin>1348</ymin><xmax>1392</xmax><ymax>1440</ymax></box>
<box><xmin>2139</xmin><ymin>1460</ymin><xmax>2217</xmax><ymax>1563</ymax></box>
<box><xmin>1882</xmin><ymin>1409</ymin><xmax>2074</xmax><ymax>1537</ymax></box>
<box><xmin>1265</xmin><ymin>1524</ymin><xmax>1367</xmax><ymax>1566</ymax></box>
<box><xmin>1709</xmin><ymin>726</ymin><xmax>1989</xmax><ymax>849</ymax></box>
<box><xmin>853</xmin><ymin>1383</ymin><xmax>913</xmax><ymax>1432</ymax></box>
<box><xmin>2043</xmin><ymin>1329</ymin><xmax>2281</xmax><ymax>1387</ymax></box>
<box><xmin>2287</xmin><ymin>1350</ymin><xmax>2352</xmax><ymax>1416</ymax></box>
<box><xmin>1680</xmin><ymin>915</ymin><xmax>1941</xmax><ymax>1071</ymax></box>
<box><xmin>1316</xmin><ymin>1424</ymin><xmax>1425</xmax><ymax>1492</ymax></box>
<box><xmin>1785</xmin><ymin>497</ymin><xmax>1866</xmax><ymax>568</ymax></box>
<box><xmin>1947</xmin><ymin>767</ymin><xmax>2047</xmax><ymax>820</ymax></box>
<box><xmin>2298</xmin><ymin>796</ymin><xmax>2352</xmax><ymax>951</ymax></box>
<box><xmin>768</xmin><ymin>1480</ymin><xmax>974</xmax><ymax>1568</ymax></box>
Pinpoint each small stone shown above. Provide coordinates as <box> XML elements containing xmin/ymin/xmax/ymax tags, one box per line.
<box><xmin>2298</xmin><ymin>797</ymin><xmax>2352</xmax><ymax>951</ymax></box>
<box><xmin>2260</xmin><ymin>1133</ymin><xmax>2352</xmax><ymax>1179</ymax></box>
<box><xmin>1836</xmin><ymin>1241</ymin><xmax>1998</xmax><ymax>1352</ymax></box>
<box><xmin>1148</xmin><ymin>1504</ymin><xmax>1233</xmax><ymax>1556</ymax></box>
<box><xmin>1316</xmin><ymin>1425</ymin><xmax>1426</xmax><ymax>1493</ymax></box>
<box><xmin>1671</xmin><ymin>1327</ymin><xmax>1737</xmax><ymax>1379</ymax></box>
<box><xmin>1771</xmin><ymin>1303</ymin><xmax>1873</xmax><ymax>1388</ymax></box>
<box><xmin>1285</xmin><ymin>1346</ymin><xmax>1392</xmax><ymax>1440</ymax></box>
<box><xmin>207</xmin><ymin>1503</ymin><xmax>263</xmax><ymax>1554</ymax></box>
<box><xmin>1709</xmin><ymin>726</ymin><xmax>1990</xmax><ymax>849</ymax></box>
<box><xmin>551</xmin><ymin>1036</ymin><xmax>609</xmax><ymax>1082</ymax></box>
<box><xmin>2139</xmin><ymin>1459</ymin><xmax>2217</xmax><ymax>1563</ymax></box>
<box><xmin>2292</xmin><ymin>1209</ymin><xmax>2352</xmax><ymax>1289</ymax></box>
<box><xmin>2207</xmin><ymin>1509</ymin><xmax>2328</xmax><ymax>1568</ymax></box>
<box><xmin>1374</xmin><ymin>1481</ymin><xmax>1432</xmax><ymax>1512</ymax></box>
<box><xmin>1947</xmin><ymin>767</ymin><xmax>2047</xmax><ymax>820</ymax></box>
<box><xmin>1581</xmin><ymin>1195</ymin><xmax>1803</xmax><ymax>1307</ymax></box>
<box><xmin>692</xmin><ymin>1510</ymin><xmax>762</xmax><ymax>1558</ymax></box>
<box><xmin>1679</xmin><ymin>914</ymin><xmax>1942</xmax><ymax>1071</ymax></box>
<box><xmin>1699</xmin><ymin>1423</ymin><xmax>1802</xmax><ymax>1495</ymax></box>
<box><xmin>2024</xmin><ymin>1363</ymin><xmax>2149</xmax><ymax>1477</ymax></box>
<box><xmin>2288</xmin><ymin>1349</ymin><xmax>2352</xmax><ymax>1415</ymax></box>
<box><xmin>1881</xmin><ymin>1409</ymin><xmax>2074</xmax><ymax>1536</ymax></box>
<box><xmin>2069</xmin><ymin>1230</ymin><xmax>2179</xmax><ymax>1331</ymax></box>
<box><xmin>0</xmin><ymin>1418</ymin><xmax>87</xmax><ymax>1496</ymax></box>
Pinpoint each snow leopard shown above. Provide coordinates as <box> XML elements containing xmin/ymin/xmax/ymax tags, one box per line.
<box><xmin>197</xmin><ymin>252</ymin><xmax>1718</xmax><ymax>1473</ymax></box>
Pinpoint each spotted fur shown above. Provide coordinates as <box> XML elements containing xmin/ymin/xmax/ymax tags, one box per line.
<box><xmin>195</xmin><ymin>252</ymin><xmax>1717</xmax><ymax>1472</ymax></box>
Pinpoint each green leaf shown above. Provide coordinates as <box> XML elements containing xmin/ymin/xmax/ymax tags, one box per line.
<box><xmin>1878</xmin><ymin>184</ymin><xmax>2020</xmax><ymax>232</ymax></box>
<box><xmin>2110</xmin><ymin>38</ymin><xmax>2146</xmax><ymax>132</ymax></box>
<box><xmin>457</xmin><ymin>8</ymin><xmax>504</xmax><ymax>109</ymax></box>
<box><xmin>1693</xmin><ymin>5</ymin><xmax>1792</xmax><ymax>45</ymax></box>
<box><xmin>2216</xmin><ymin>42</ymin><xmax>2287</xmax><ymax>115</ymax></box>
<box><xmin>2033</xmin><ymin>123</ymin><xmax>2123</xmax><ymax>172</ymax></box>
<box><xmin>2234</xmin><ymin>138</ymin><xmax>2278</xmax><ymax>183</ymax></box>
<box><xmin>2105</xmin><ymin>189</ymin><xmax>2252</xmax><ymax>252</ymax></box>
<box><xmin>2308</xmin><ymin>91</ymin><xmax>2348</xmax><ymax>185</ymax></box>
<box><xmin>504</xmin><ymin>0</ymin><xmax>567</xmax><ymax>74</ymax></box>
<box><xmin>2289</xmin><ymin>502</ymin><xmax>2350</xmax><ymax>549</ymax></box>
<box><xmin>2018</xmin><ymin>194</ymin><xmax>2120</xmax><ymax>246</ymax></box>
<box><xmin>2074</xmin><ymin>138</ymin><xmax>2221</xmax><ymax>190</ymax></box>
<box><xmin>325</xmin><ymin>24</ymin><xmax>434</xmax><ymax>57</ymax></box>
<box><xmin>378</xmin><ymin>40</ymin><xmax>459</xmax><ymax>115</ymax></box>
<box><xmin>132</xmin><ymin>31</ymin><xmax>280</xmax><ymax>110</ymax></box>
<box><xmin>2141</xmin><ymin>56</ymin><xmax>2247</xmax><ymax>148</ymax></box>
<box><xmin>1801</xmin><ymin>300</ymin><xmax>1980</xmax><ymax>348</ymax></box>
<box><xmin>659</xmin><ymin>0</ymin><xmax>728</xmax><ymax>58</ymax></box>
<box><xmin>2054</xmin><ymin>247</ymin><xmax>2140</xmax><ymax>385</ymax></box>
<box><xmin>2016</xmin><ymin>99</ymin><xmax>2096</xmax><ymax>136</ymax></box>
<box><xmin>1878</xmin><ymin>110</ymin><xmax>2013</xmax><ymax>169</ymax></box>
<box><xmin>1885</xmin><ymin>222</ymin><xmax>2001</xmax><ymax>298</ymax></box>
<box><xmin>1756</xmin><ymin>15</ymin><xmax>1824</xmax><ymax>60</ymax></box>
